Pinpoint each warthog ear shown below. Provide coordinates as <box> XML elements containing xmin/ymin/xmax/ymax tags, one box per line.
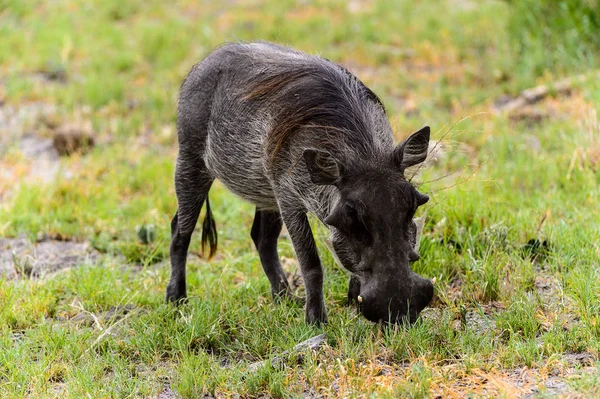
<box><xmin>303</xmin><ymin>148</ymin><xmax>342</xmax><ymax>185</ymax></box>
<box><xmin>394</xmin><ymin>126</ymin><xmax>430</xmax><ymax>172</ymax></box>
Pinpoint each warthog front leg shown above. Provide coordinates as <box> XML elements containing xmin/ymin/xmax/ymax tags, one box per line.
<box><xmin>250</xmin><ymin>209</ymin><xmax>293</xmax><ymax>301</ymax></box>
<box><xmin>280</xmin><ymin>209</ymin><xmax>327</xmax><ymax>325</ymax></box>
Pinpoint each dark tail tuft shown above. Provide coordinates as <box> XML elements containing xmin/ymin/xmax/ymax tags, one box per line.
<box><xmin>201</xmin><ymin>196</ymin><xmax>218</xmax><ymax>259</ymax></box>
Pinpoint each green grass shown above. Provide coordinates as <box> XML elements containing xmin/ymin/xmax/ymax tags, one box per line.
<box><xmin>505</xmin><ymin>0</ymin><xmax>600</xmax><ymax>81</ymax></box>
<box><xmin>1</xmin><ymin>0</ymin><xmax>600</xmax><ymax>397</ymax></box>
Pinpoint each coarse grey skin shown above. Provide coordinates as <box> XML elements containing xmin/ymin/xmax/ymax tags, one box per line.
<box><xmin>167</xmin><ymin>41</ymin><xmax>433</xmax><ymax>325</ymax></box>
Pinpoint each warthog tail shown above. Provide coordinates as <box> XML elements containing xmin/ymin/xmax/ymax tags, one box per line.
<box><xmin>201</xmin><ymin>196</ymin><xmax>218</xmax><ymax>259</ymax></box>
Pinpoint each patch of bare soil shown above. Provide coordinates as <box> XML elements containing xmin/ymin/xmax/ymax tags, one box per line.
<box><xmin>533</xmin><ymin>266</ymin><xmax>581</xmax><ymax>335</ymax></box>
<box><xmin>0</xmin><ymin>99</ymin><xmax>97</xmax><ymax>201</ymax></box>
<box><xmin>434</xmin><ymin>362</ymin><xmax>597</xmax><ymax>399</ymax></box>
<box><xmin>424</xmin><ymin>265</ymin><xmax>595</xmax><ymax>398</ymax></box>
<box><xmin>0</xmin><ymin>101</ymin><xmax>57</xmax><ymax>149</ymax></box>
<box><xmin>0</xmin><ymin>102</ymin><xmax>60</xmax><ymax>198</ymax></box>
<box><xmin>0</xmin><ymin>235</ymin><xmax>100</xmax><ymax>278</ymax></box>
<box><xmin>154</xmin><ymin>385</ymin><xmax>183</xmax><ymax>399</ymax></box>
<box><xmin>16</xmin><ymin>133</ymin><xmax>61</xmax><ymax>181</ymax></box>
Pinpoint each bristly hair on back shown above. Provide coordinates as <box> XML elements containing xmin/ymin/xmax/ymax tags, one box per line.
<box><xmin>241</xmin><ymin>55</ymin><xmax>386</xmax><ymax>165</ymax></box>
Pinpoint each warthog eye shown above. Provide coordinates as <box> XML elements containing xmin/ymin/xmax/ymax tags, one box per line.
<box><xmin>326</xmin><ymin>202</ymin><xmax>372</xmax><ymax>245</ymax></box>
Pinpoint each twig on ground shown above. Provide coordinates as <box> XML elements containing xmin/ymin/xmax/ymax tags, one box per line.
<box><xmin>248</xmin><ymin>334</ymin><xmax>327</xmax><ymax>372</ymax></box>
<box><xmin>495</xmin><ymin>72</ymin><xmax>598</xmax><ymax>113</ymax></box>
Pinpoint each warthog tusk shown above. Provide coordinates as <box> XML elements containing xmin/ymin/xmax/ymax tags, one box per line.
<box><xmin>357</xmin><ymin>295</ymin><xmax>363</xmax><ymax>303</ymax></box>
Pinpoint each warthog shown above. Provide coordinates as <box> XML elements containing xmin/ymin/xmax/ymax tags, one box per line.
<box><xmin>167</xmin><ymin>41</ymin><xmax>433</xmax><ymax>325</ymax></box>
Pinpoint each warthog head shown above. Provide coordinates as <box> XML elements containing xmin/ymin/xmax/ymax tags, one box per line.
<box><xmin>305</xmin><ymin>126</ymin><xmax>433</xmax><ymax>324</ymax></box>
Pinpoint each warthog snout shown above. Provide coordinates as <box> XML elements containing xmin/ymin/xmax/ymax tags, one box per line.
<box><xmin>350</xmin><ymin>272</ymin><xmax>433</xmax><ymax>325</ymax></box>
